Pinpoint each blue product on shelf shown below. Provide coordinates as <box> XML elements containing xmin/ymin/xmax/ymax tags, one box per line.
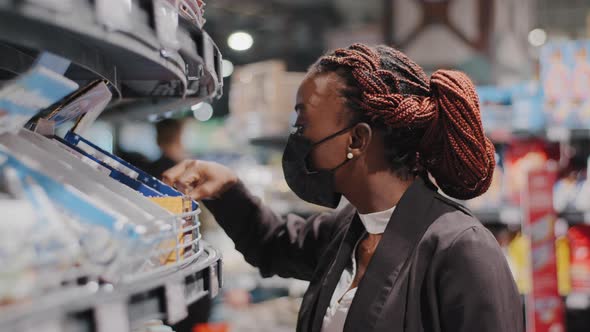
<box><xmin>62</xmin><ymin>132</ymin><xmax>198</xmax><ymax>210</ymax></box>
<box><xmin>53</xmin><ymin>136</ymin><xmax>162</xmax><ymax>198</ymax></box>
<box><xmin>540</xmin><ymin>42</ymin><xmax>585</xmax><ymax>128</ymax></box>
<box><xmin>476</xmin><ymin>85</ymin><xmax>513</xmax><ymax>139</ymax></box>
<box><xmin>572</xmin><ymin>41</ymin><xmax>590</xmax><ymax>105</ymax></box>
<box><xmin>40</xmin><ymin>80</ymin><xmax>113</xmax><ymax>127</ymax></box>
<box><xmin>477</xmin><ymin>85</ymin><xmax>512</xmax><ymax>105</ymax></box>
<box><xmin>572</xmin><ymin>40</ymin><xmax>590</xmax><ymax>127</ymax></box>
<box><xmin>0</xmin><ymin>64</ymin><xmax>78</xmax><ymax>134</ymax></box>
<box><xmin>0</xmin><ymin>147</ymin><xmax>135</xmax><ymax>236</ymax></box>
<box><xmin>510</xmin><ymin>82</ymin><xmax>546</xmax><ymax>131</ymax></box>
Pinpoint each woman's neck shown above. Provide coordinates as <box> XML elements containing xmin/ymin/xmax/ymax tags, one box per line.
<box><xmin>344</xmin><ymin>170</ymin><xmax>414</xmax><ymax>215</ymax></box>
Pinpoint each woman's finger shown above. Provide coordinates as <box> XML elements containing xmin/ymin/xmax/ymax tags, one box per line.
<box><xmin>162</xmin><ymin>160</ymin><xmax>192</xmax><ymax>185</ymax></box>
<box><xmin>187</xmin><ymin>181</ymin><xmax>216</xmax><ymax>200</ymax></box>
<box><xmin>175</xmin><ymin>171</ymin><xmax>202</xmax><ymax>194</ymax></box>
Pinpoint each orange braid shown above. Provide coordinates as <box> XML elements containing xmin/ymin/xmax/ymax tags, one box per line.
<box><xmin>317</xmin><ymin>44</ymin><xmax>495</xmax><ymax>199</ymax></box>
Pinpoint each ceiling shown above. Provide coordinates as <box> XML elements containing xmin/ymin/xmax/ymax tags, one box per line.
<box><xmin>205</xmin><ymin>0</ymin><xmax>590</xmax><ymax>117</ymax></box>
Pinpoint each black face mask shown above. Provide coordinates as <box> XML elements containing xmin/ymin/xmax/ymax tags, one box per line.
<box><xmin>282</xmin><ymin>126</ymin><xmax>353</xmax><ymax>208</ymax></box>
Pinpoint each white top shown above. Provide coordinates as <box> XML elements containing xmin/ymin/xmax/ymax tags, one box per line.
<box><xmin>358</xmin><ymin>205</ymin><xmax>396</xmax><ymax>234</ymax></box>
<box><xmin>321</xmin><ymin>206</ymin><xmax>396</xmax><ymax>332</ymax></box>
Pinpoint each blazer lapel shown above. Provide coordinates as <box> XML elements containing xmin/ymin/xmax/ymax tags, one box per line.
<box><xmin>344</xmin><ymin>177</ymin><xmax>439</xmax><ymax>332</ymax></box>
<box><xmin>308</xmin><ymin>214</ymin><xmax>365</xmax><ymax>332</ymax></box>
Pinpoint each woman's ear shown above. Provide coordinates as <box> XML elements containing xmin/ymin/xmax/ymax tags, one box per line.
<box><xmin>348</xmin><ymin>123</ymin><xmax>372</xmax><ymax>158</ymax></box>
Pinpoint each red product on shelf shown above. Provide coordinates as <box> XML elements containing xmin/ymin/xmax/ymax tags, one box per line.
<box><xmin>568</xmin><ymin>225</ymin><xmax>590</xmax><ymax>293</ymax></box>
<box><xmin>505</xmin><ymin>139</ymin><xmax>558</xmax><ymax>205</ymax></box>
<box><xmin>194</xmin><ymin>323</ymin><xmax>229</xmax><ymax>332</ymax></box>
<box><xmin>523</xmin><ymin>168</ymin><xmax>565</xmax><ymax>332</ymax></box>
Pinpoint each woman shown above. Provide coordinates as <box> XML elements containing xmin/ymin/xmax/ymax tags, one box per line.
<box><xmin>164</xmin><ymin>44</ymin><xmax>523</xmax><ymax>332</ymax></box>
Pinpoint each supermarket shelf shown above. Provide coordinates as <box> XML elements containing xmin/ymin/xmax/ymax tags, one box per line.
<box><xmin>473</xmin><ymin>207</ymin><xmax>590</xmax><ymax>227</ymax></box>
<box><xmin>0</xmin><ymin>243</ymin><xmax>222</xmax><ymax>331</ymax></box>
<box><xmin>0</xmin><ymin>43</ymin><xmax>36</xmax><ymax>80</ymax></box>
<box><xmin>558</xmin><ymin>210</ymin><xmax>590</xmax><ymax>225</ymax></box>
<box><xmin>487</xmin><ymin>127</ymin><xmax>590</xmax><ymax>143</ymax></box>
<box><xmin>178</xmin><ymin>13</ymin><xmax>224</xmax><ymax>98</ymax></box>
<box><xmin>566</xmin><ymin>293</ymin><xmax>590</xmax><ymax>310</ymax></box>
<box><xmin>0</xmin><ymin>0</ymin><xmax>222</xmax><ymax>103</ymax></box>
<box><xmin>472</xmin><ymin>206</ymin><xmax>522</xmax><ymax>227</ymax></box>
<box><xmin>101</xmin><ymin>97</ymin><xmax>202</xmax><ymax>122</ymax></box>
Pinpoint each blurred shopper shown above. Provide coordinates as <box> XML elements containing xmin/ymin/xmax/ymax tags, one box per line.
<box><xmin>164</xmin><ymin>44</ymin><xmax>523</xmax><ymax>332</ymax></box>
<box><xmin>149</xmin><ymin>118</ymin><xmax>187</xmax><ymax>179</ymax></box>
<box><xmin>117</xmin><ymin>150</ymin><xmax>151</xmax><ymax>172</ymax></box>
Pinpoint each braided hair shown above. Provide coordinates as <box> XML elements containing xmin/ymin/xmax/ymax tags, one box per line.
<box><xmin>309</xmin><ymin>44</ymin><xmax>495</xmax><ymax>200</ymax></box>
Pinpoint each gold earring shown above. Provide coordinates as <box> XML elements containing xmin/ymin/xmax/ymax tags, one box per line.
<box><xmin>347</xmin><ymin>152</ymin><xmax>354</xmax><ymax>160</ymax></box>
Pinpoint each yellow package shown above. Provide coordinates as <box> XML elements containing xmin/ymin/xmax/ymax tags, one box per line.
<box><xmin>149</xmin><ymin>197</ymin><xmax>193</xmax><ymax>265</ymax></box>
<box><xmin>556</xmin><ymin>235</ymin><xmax>571</xmax><ymax>296</ymax></box>
<box><xmin>507</xmin><ymin>233</ymin><xmax>531</xmax><ymax>295</ymax></box>
<box><xmin>507</xmin><ymin>232</ymin><xmax>571</xmax><ymax>296</ymax></box>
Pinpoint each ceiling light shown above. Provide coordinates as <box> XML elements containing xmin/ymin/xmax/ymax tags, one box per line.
<box><xmin>528</xmin><ymin>29</ymin><xmax>547</xmax><ymax>47</ymax></box>
<box><xmin>192</xmin><ymin>102</ymin><xmax>213</xmax><ymax>121</ymax></box>
<box><xmin>222</xmin><ymin>59</ymin><xmax>234</xmax><ymax>78</ymax></box>
<box><xmin>228</xmin><ymin>31</ymin><xmax>253</xmax><ymax>51</ymax></box>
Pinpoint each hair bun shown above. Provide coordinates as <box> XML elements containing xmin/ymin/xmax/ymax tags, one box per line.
<box><xmin>312</xmin><ymin>44</ymin><xmax>494</xmax><ymax>199</ymax></box>
<box><xmin>420</xmin><ymin>70</ymin><xmax>495</xmax><ymax>200</ymax></box>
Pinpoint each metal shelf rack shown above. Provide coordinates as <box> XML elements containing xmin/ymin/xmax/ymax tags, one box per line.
<box><xmin>0</xmin><ymin>244</ymin><xmax>221</xmax><ymax>331</ymax></box>
<box><xmin>0</xmin><ymin>1</ymin><xmax>225</xmax><ymax>330</ymax></box>
<box><xmin>0</xmin><ymin>0</ymin><xmax>223</xmax><ymax>114</ymax></box>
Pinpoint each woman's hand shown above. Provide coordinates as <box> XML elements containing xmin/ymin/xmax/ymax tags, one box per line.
<box><xmin>162</xmin><ymin>160</ymin><xmax>239</xmax><ymax>200</ymax></box>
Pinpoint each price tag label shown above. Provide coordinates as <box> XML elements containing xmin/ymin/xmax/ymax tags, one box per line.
<box><xmin>210</xmin><ymin>264</ymin><xmax>219</xmax><ymax>298</ymax></box>
<box><xmin>203</xmin><ymin>34</ymin><xmax>215</xmax><ymax>73</ymax></box>
<box><xmin>546</xmin><ymin>127</ymin><xmax>571</xmax><ymax>142</ymax></box>
<box><xmin>218</xmin><ymin>260</ymin><xmax>224</xmax><ymax>289</ymax></box>
<box><xmin>165</xmin><ymin>281</ymin><xmax>188</xmax><ymax>324</ymax></box>
<box><xmin>566</xmin><ymin>293</ymin><xmax>590</xmax><ymax>310</ymax></box>
<box><xmin>95</xmin><ymin>0</ymin><xmax>133</xmax><ymax>31</ymax></box>
<box><xmin>499</xmin><ymin>207</ymin><xmax>521</xmax><ymax>226</ymax></box>
<box><xmin>154</xmin><ymin>0</ymin><xmax>180</xmax><ymax>50</ymax></box>
<box><xmin>95</xmin><ymin>301</ymin><xmax>130</xmax><ymax>332</ymax></box>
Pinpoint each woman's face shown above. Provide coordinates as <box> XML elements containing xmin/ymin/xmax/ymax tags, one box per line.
<box><xmin>294</xmin><ymin>72</ymin><xmax>353</xmax><ymax>173</ymax></box>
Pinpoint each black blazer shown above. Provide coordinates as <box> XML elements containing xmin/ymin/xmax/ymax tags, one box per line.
<box><xmin>205</xmin><ymin>177</ymin><xmax>524</xmax><ymax>332</ymax></box>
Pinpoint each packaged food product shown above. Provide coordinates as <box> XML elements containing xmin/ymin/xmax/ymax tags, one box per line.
<box><xmin>568</xmin><ymin>225</ymin><xmax>590</xmax><ymax>293</ymax></box>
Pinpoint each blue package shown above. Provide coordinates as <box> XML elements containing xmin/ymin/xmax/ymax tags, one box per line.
<box><xmin>510</xmin><ymin>81</ymin><xmax>546</xmax><ymax>131</ymax></box>
<box><xmin>572</xmin><ymin>40</ymin><xmax>590</xmax><ymax>127</ymax></box>
<box><xmin>53</xmin><ymin>136</ymin><xmax>163</xmax><ymax>198</ymax></box>
<box><xmin>64</xmin><ymin>132</ymin><xmax>196</xmax><ymax>207</ymax></box>
<box><xmin>477</xmin><ymin>85</ymin><xmax>512</xmax><ymax>105</ymax></box>
<box><xmin>0</xmin><ymin>65</ymin><xmax>78</xmax><ymax>134</ymax></box>
<box><xmin>540</xmin><ymin>42</ymin><xmax>579</xmax><ymax>127</ymax></box>
<box><xmin>0</xmin><ymin>148</ymin><xmax>138</xmax><ymax>238</ymax></box>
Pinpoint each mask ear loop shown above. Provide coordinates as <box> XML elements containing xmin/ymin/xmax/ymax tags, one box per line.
<box><xmin>310</xmin><ymin>125</ymin><xmax>356</xmax><ymax>147</ymax></box>
<box><xmin>304</xmin><ymin>124</ymin><xmax>360</xmax><ymax>175</ymax></box>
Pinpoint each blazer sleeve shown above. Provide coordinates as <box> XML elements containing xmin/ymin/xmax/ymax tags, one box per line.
<box><xmin>437</xmin><ymin>226</ymin><xmax>524</xmax><ymax>332</ymax></box>
<box><xmin>203</xmin><ymin>181</ymin><xmax>348</xmax><ymax>281</ymax></box>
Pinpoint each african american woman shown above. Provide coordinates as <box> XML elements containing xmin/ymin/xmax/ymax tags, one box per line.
<box><xmin>163</xmin><ymin>44</ymin><xmax>523</xmax><ymax>332</ymax></box>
